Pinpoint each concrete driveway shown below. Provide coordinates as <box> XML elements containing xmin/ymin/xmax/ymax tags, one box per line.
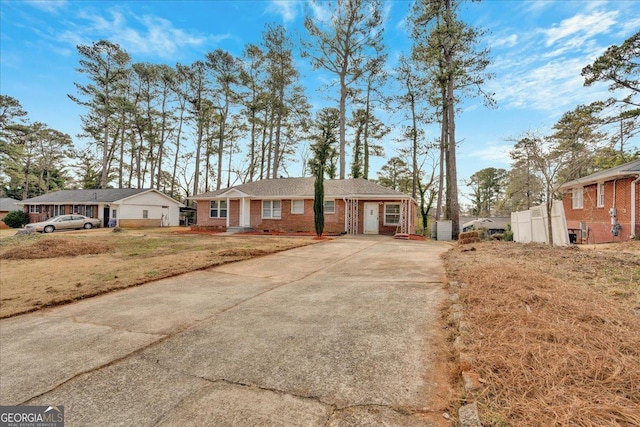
<box><xmin>0</xmin><ymin>236</ymin><xmax>450</xmax><ymax>426</ymax></box>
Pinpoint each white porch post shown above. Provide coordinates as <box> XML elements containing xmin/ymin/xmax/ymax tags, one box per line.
<box><xmin>226</xmin><ymin>197</ymin><xmax>230</xmax><ymax>228</ymax></box>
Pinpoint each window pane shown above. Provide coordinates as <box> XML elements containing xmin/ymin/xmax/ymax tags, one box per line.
<box><xmin>385</xmin><ymin>203</ymin><xmax>400</xmax><ymax>224</ymax></box>
<box><xmin>273</xmin><ymin>200</ymin><xmax>281</xmax><ymax>218</ymax></box>
<box><xmin>210</xmin><ymin>201</ymin><xmax>218</xmax><ymax>218</ymax></box>
<box><xmin>324</xmin><ymin>200</ymin><xmax>335</xmax><ymax>213</ymax></box>
<box><xmin>262</xmin><ymin>201</ymin><xmax>271</xmax><ymax>218</ymax></box>
<box><xmin>292</xmin><ymin>200</ymin><xmax>304</xmax><ymax>214</ymax></box>
<box><xmin>572</xmin><ymin>188</ymin><xmax>583</xmax><ymax>209</ymax></box>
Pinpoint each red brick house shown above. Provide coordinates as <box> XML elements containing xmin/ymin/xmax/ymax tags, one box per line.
<box><xmin>559</xmin><ymin>159</ymin><xmax>640</xmax><ymax>243</ymax></box>
<box><xmin>190</xmin><ymin>177</ymin><xmax>417</xmax><ymax>235</ymax></box>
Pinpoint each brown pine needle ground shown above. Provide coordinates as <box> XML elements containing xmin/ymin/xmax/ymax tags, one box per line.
<box><xmin>443</xmin><ymin>241</ymin><xmax>640</xmax><ymax>427</ymax></box>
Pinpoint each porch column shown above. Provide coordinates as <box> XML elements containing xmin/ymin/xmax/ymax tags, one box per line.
<box><xmin>240</xmin><ymin>198</ymin><xmax>251</xmax><ymax>227</ymax></box>
<box><xmin>226</xmin><ymin>197</ymin><xmax>230</xmax><ymax>228</ymax></box>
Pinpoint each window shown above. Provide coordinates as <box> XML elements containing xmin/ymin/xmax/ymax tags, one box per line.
<box><xmin>85</xmin><ymin>206</ymin><xmax>95</xmax><ymax>218</ymax></box>
<box><xmin>384</xmin><ymin>203</ymin><xmax>401</xmax><ymax>225</ymax></box>
<box><xmin>597</xmin><ymin>183</ymin><xmax>605</xmax><ymax>207</ymax></box>
<box><xmin>323</xmin><ymin>200</ymin><xmax>335</xmax><ymax>214</ymax></box>
<box><xmin>53</xmin><ymin>205</ymin><xmax>64</xmax><ymax>216</ymax></box>
<box><xmin>572</xmin><ymin>188</ymin><xmax>583</xmax><ymax>209</ymax></box>
<box><xmin>142</xmin><ymin>210</ymin><xmax>149</xmax><ymax>219</ymax></box>
<box><xmin>291</xmin><ymin>200</ymin><xmax>304</xmax><ymax>214</ymax></box>
<box><xmin>112</xmin><ymin>209</ymin><xmax>117</xmax><ymax>219</ymax></box>
<box><xmin>262</xmin><ymin>200</ymin><xmax>281</xmax><ymax>219</ymax></box>
<box><xmin>29</xmin><ymin>205</ymin><xmax>41</xmax><ymax>213</ymax></box>
<box><xmin>209</xmin><ymin>200</ymin><xmax>228</xmax><ymax>218</ymax></box>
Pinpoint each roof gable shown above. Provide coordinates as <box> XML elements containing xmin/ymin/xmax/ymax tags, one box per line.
<box><xmin>191</xmin><ymin>177</ymin><xmax>411</xmax><ymax>200</ymax></box>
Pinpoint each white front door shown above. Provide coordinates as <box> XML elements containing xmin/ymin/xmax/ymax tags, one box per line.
<box><xmin>363</xmin><ymin>202</ymin><xmax>379</xmax><ymax>234</ymax></box>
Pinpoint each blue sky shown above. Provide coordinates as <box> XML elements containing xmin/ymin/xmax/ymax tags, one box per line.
<box><xmin>1</xmin><ymin>0</ymin><xmax>639</xmax><ymax>193</ymax></box>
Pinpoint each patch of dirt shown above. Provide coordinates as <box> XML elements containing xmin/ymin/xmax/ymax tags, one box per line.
<box><xmin>442</xmin><ymin>241</ymin><xmax>640</xmax><ymax>426</ymax></box>
<box><xmin>217</xmin><ymin>248</ymin><xmax>271</xmax><ymax>257</ymax></box>
<box><xmin>0</xmin><ymin>238</ymin><xmax>111</xmax><ymax>260</ymax></box>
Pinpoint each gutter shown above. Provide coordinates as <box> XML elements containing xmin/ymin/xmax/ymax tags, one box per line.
<box><xmin>632</xmin><ymin>175</ymin><xmax>640</xmax><ymax>239</ymax></box>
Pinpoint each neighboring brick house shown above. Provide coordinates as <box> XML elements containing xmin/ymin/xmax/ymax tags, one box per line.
<box><xmin>190</xmin><ymin>177</ymin><xmax>417</xmax><ymax>235</ymax></box>
<box><xmin>559</xmin><ymin>159</ymin><xmax>640</xmax><ymax>243</ymax></box>
<box><xmin>19</xmin><ymin>189</ymin><xmax>184</xmax><ymax>228</ymax></box>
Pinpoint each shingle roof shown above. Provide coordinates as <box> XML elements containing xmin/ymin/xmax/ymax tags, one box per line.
<box><xmin>192</xmin><ymin>177</ymin><xmax>411</xmax><ymax>199</ymax></box>
<box><xmin>0</xmin><ymin>198</ymin><xmax>22</xmax><ymax>212</ymax></box>
<box><xmin>559</xmin><ymin>159</ymin><xmax>640</xmax><ymax>190</ymax></box>
<box><xmin>19</xmin><ymin>189</ymin><xmax>150</xmax><ymax>204</ymax></box>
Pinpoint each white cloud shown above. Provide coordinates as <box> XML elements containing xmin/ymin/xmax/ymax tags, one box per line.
<box><xmin>542</xmin><ymin>10</ymin><xmax>617</xmax><ymax>47</ymax></box>
<box><xmin>267</xmin><ymin>0</ymin><xmax>299</xmax><ymax>23</ymax></box>
<box><xmin>466</xmin><ymin>142</ymin><xmax>513</xmax><ymax>165</ymax></box>
<box><xmin>56</xmin><ymin>8</ymin><xmax>218</xmax><ymax>59</ymax></box>
<box><xmin>493</xmin><ymin>34</ymin><xmax>518</xmax><ymax>48</ymax></box>
<box><xmin>307</xmin><ymin>0</ymin><xmax>333</xmax><ymax>23</ymax></box>
<box><xmin>521</xmin><ymin>0</ymin><xmax>556</xmax><ymax>15</ymax></box>
<box><xmin>24</xmin><ymin>0</ymin><xmax>68</xmax><ymax>13</ymax></box>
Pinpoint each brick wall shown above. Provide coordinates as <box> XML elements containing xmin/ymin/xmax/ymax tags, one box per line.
<box><xmin>250</xmin><ymin>199</ymin><xmax>346</xmax><ymax>233</ymax></box>
<box><xmin>192</xmin><ymin>200</ymin><xmax>245</xmax><ymax>228</ymax></box>
<box><xmin>194</xmin><ymin>197</ymin><xmax>412</xmax><ymax>235</ymax></box>
<box><xmin>563</xmin><ymin>177</ymin><xmax>638</xmax><ymax>242</ymax></box>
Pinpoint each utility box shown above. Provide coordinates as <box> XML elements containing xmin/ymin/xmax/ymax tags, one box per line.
<box><xmin>437</xmin><ymin>220</ymin><xmax>453</xmax><ymax>241</ymax></box>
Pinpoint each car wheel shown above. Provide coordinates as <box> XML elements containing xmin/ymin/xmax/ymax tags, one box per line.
<box><xmin>44</xmin><ymin>225</ymin><xmax>54</xmax><ymax>233</ymax></box>
<box><xmin>84</xmin><ymin>223</ymin><xmax>93</xmax><ymax>229</ymax></box>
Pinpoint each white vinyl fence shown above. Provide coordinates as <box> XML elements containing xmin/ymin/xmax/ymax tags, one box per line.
<box><xmin>511</xmin><ymin>202</ymin><xmax>569</xmax><ymax>246</ymax></box>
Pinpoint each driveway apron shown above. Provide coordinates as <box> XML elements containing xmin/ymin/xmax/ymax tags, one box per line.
<box><xmin>0</xmin><ymin>236</ymin><xmax>450</xmax><ymax>426</ymax></box>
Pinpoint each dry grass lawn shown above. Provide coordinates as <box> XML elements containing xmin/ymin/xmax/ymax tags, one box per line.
<box><xmin>0</xmin><ymin>227</ymin><xmax>314</xmax><ymax>318</ymax></box>
<box><xmin>443</xmin><ymin>240</ymin><xmax>640</xmax><ymax>427</ymax></box>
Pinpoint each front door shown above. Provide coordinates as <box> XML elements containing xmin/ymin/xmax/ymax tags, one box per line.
<box><xmin>103</xmin><ymin>207</ymin><xmax>110</xmax><ymax>228</ymax></box>
<box><xmin>363</xmin><ymin>202</ymin><xmax>379</xmax><ymax>234</ymax></box>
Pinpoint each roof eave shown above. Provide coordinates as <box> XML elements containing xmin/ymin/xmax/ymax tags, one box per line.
<box><xmin>559</xmin><ymin>169</ymin><xmax>640</xmax><ymax>190</ymax></box>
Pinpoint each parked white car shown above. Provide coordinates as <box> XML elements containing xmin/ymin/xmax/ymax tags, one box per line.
<box><xmin>25</xmin><ymin>215</ymin><xmax>101</xmax><ymax>233</ymax></box>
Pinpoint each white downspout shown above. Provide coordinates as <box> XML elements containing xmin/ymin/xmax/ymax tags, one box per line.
<box><xmin>226</xmin><ymin>197</ymin><xmax>230</xmax><ymax>229</ymax></box>
<box><xmin>632</xmin><ymin>176</ymin><xmax>640</xmax><ymax>239</ymax></box>
<box><xmin>343</xmin><ymin>197</ymin><xmax>348</xmax><ymax>233</ymax></box>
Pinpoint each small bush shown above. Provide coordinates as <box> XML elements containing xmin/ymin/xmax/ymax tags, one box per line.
<box><xmin>2</xmin><ymin>210</ymin><xmax>30</xmax><ymax>228</ymax></box>
<box><xmin>504</xmin><ymin>223</ymin><xmax>514</xmax><ymax>241</ymax></box>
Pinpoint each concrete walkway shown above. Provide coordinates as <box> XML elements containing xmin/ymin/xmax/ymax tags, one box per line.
<box><xmin>0</xmin><ymin>236</ymin><xmax>450</xmax><ymax>426</ymax></box>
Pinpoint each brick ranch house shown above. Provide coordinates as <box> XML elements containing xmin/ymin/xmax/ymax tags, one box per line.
<box><xmin>19</xmin><ymin>188</ymin><xmax>184</xmax><ymax>228</ymax></box>
<box><xmin>190</xmin><ymin>177</ymin><xmax>417</xmax><ymax>235</ymax></box>
<box><xmin>559</xmin><ymin>158</ymin><xmax>640</xmax><ymax>243</ymax></box>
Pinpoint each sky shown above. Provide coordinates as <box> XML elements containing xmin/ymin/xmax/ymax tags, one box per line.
<box><xmin>1</xmin><ymin>0</ymin><xmax>639</xmax><ymax>195</ymax></box>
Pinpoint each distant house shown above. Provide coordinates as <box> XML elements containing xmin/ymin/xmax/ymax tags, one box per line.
<box><xmin>0</xmin><ymin>198</ymin><xmax>22</xmax><ymax>228</ymax></box>
<box><xmin>190</xmin><ymin>177</ymin><xmax>416</xmax><ymax>235</ymax></box>
<box><xmin>19</xmin><ymin>189</ymin><xmax>184</xmax><ymax>228</ymax></box>
<box><xmin>559</xmin><ymin>159</ymin><xmax>640</xmax><ymax>243</ymax></box>
<box><xmin>461</xmin><ymin>217</ymin><xmax>510</xmax><ymax>235</ymax></box>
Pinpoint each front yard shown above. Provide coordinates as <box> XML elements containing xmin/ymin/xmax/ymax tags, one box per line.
<box><xmin>0</xmin><ymin>227</ymin><xmax>314</xmax><ymax>318</ymax></box>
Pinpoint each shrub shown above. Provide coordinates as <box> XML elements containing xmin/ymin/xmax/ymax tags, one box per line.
<box><xmin>2</xmin><ymin>210</ymin><xmax>30</xmax><ymax>228</ymax></box>
<box><xmin>504</xmin><ymin>223</ymin><xmax>514</xmax><ymax>241</ymax></box>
